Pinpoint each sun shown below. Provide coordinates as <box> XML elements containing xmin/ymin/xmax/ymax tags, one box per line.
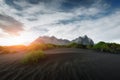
<box><xmin>0</xmin><ymin>32</ymin><xmax>38</xmax><ymax>46</ymax></box>
<box><xmin>6</xmin><ymin>36</ymin><xmax>29</xmax><ymax>45</ymax></box>
<box><xmin>1</xmin><ymin>36</ymin><xmax>29</xmax><ymax>46</ymax></box>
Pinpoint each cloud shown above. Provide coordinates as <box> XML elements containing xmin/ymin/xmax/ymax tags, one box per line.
<box><xmin>44</xmin><ymin>10</ymin><xmax>120</xmax><ymax>43</ymax></box>
<box><xmin>30</xmin><ymin>26</ymin><xmax>49</xmax><ymax>34</ymax></box>
<box><xmin>0</xmin><ymin>0</ymin><xmax>119</xmax><ymax>44</ymax></box>
<box><xmin>0</xmin><ymin>14</ymin><xmax>24</xmax><ymax>35</ymax></box>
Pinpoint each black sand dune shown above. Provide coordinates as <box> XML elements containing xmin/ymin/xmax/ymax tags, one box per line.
<box><xmin>0</xmin><ymin>48</ymin><xmax>120</xmax><ymax>80</ymax></box>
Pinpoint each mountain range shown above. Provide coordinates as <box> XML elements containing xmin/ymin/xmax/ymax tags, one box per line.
<box><xmin>32</xmin><ymin>35</ymin><xmax>94</xmax><ymax>45</ymax></box>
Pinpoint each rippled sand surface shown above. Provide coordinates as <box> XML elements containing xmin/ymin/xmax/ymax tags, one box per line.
<box><xmin>0</xmin><ymin>48</ymin><xmax>120</xmax><ymax>80</ymax></box>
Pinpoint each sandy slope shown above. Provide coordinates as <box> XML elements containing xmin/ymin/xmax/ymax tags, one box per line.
<box><xmin>0</xmin><ymin>48</ymin><xmax>120</xmax><ymax>80</ymax></box>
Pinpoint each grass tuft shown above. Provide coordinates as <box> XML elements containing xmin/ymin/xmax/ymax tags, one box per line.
<box><xmin>21</xmin><ymin>50</ymin><xmax>45</xmax><ymax>64</ymax></box>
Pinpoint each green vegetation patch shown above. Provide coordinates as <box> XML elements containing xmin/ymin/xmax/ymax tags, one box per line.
<box><xmin>21</xmin><ymin>50</ymin><xmax>45</xmax><ymax>64</ymax></box>
<box><xmin>93</xmin><ymin>42</ymin><xmax>110</xmax><ymax>52</ymax></box>
<box><xmin>93</xmin><ymin>42</ymin><xmax>120</xmax><ymax>53</ymax></box>
<box><xmin>28</xmin><ymin>44</ymin><xmax>57</xmax><ymax>51</ymax></box>
<box><xmin>67</xmin><ymin>42</ymin><xmax>89</xmax><ymax>48</ymax></box>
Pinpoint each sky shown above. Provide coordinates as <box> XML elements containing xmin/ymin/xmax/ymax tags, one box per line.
<box><xmin>0</xmin><ymin>0</ymin><xmax>120</xmax><ymax>45</ymax></box>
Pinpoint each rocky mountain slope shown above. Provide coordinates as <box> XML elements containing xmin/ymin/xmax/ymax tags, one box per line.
<box><xmin>32</xmin><ymin>35</ymin><xmax>94</xmax><ymax>45</ymax></box>
<box><xmin>72</xmin><ymin>35</ymin><xmax>94</xmax><ymax>45</ymax></box>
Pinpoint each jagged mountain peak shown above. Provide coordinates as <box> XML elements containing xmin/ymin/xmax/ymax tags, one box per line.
<box><xmin>32</xmin><ymin>35</ymin><xmax>94</xmax><ymax>45</ymax></box>
<box><xmin>32</xmin><ymin>36</ymin><xmax>70</xmax><ymax>45</ymax></box>
<box><xmin>72</xmin><ymin>35</ymin><xmax>94</xmax><ymax>45</ymax></box>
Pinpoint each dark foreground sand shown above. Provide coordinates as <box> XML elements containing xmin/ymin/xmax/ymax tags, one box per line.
<box><xmin>0</xmin><ymin>48</ymin><xmax>120</xmax><ymax>80</ymax></box>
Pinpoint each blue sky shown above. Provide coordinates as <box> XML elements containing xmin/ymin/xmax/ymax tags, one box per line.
<box><xmin>0</xmin><ymin>0</ymin><xmax>120</xmax><ymax>45</ymax></box>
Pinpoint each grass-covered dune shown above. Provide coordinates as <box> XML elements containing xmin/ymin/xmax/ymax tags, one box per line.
<box><xmin>27</xmin><ymin>42</ymin><xmax>120</xmax><ymax>54</ymax></box>
<box><xmin>92</xmin><ymin>42</ymin><xmax>120</xmax><ymax>53</ymax></box>
<box><xmin>21</xmin><ymin>50</ymin><xmax>45</xmax><ymax>64</ymax></box>
<box><xmin>0</xmin><ymin>41</ymin><xmax>119</xmax><ymax>55</ymax></box>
